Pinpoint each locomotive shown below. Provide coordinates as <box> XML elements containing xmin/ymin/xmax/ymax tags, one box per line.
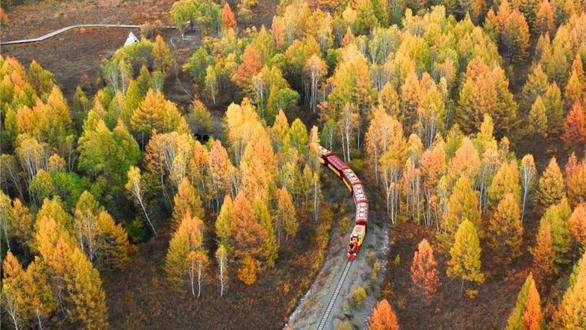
<box><xmin>318</xmin><ymin>146</ymin><xmax>369</xmax><ymax>261</ymax></box>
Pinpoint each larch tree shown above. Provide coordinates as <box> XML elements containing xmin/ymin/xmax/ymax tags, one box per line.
<box><xmin>528</xmin><ymin>96</ymin><xmax>548</xmax><ymax>138</ymax></box>
<box><xmin>221</xmin><ymin>3</ymin><xmax>237</xmax><ymax>30</ymax></box>
<box><xmin>232</xmin><ymin>45</ymin><xmax>263</xmax><ymax>93</ymax></box>
<box><xmin>215</xmin><ymin>195</ymin><xmax>233</xmax><ymax>253</ymax></box>
<box><xmin>208</xmin><ymin>140</ymin><xmax>233</xmax><ymax>210</ymax></box>
<box><xmin>238</xmin><ymin>254</ymin><xmax>257</xmax><ymax>286</ymax></box>
<box><xmin>535</xmin><ymin>157</ymin><xmax>565</xmax><ymax>214</ymax></box>
<box><xmin>447</xmin><ymin>220</ymin><xmax>484</xmax><ymax>296</ymax></box>
<box><xmin>456</xmin><ymin>58</ymin><xmax>517</xmax><ymax>136</ymax></box>
<box><xmin>275</xmin><ymin>187</ymin><xmax>297</xmax><ymax>243</ymax></box>
<box><xmin>368</xmin><ymin>299</ymin><xmax>399</xmax><ymax>330</ymax></box>
<box><xmin>553</xmin><ymin>251</ymin><xmax>586</xmax><ymax>329</ymax></box>
<box><xmin>172</xmin><ymin>178</ymin><xmax>204</xmax><ymax>230</ymax></box>
<box><xmin>520</xmin><ymin>154</ymin><xmax>537</xmax><ymax>222</ymax></box>
<box><xmin>438</xmin><ymin>176</ymin><xmax>480</xmax><ymax>253</ymax></box>
<box><xmin>165</xmin><ymin>211</ymin><xmax>207</xmax><ymax>296</ymax></box>
<box><xmin>561</xmin><ymin>101</ymin><xmax>586</xmax><ymax>150</ymax></box>
<box><xmin>2</xmin><ymin>251</ymin><xmax>26</xmax><ymax>330</ymax></box>
<box><xmin>420</xmin><ymin>139</ymin><xmax>446</xmax><ymax>228</ymax></box>
<box><xmin>487</xmin><ymin>193</ymin><xmax>523</xmax><ymax>267</ymax></box>
<box><xmin>410</xmin><ymin>239</ymin><xmax>440</xmax><ymax>304</ymax></box>
<box><xmin>532</xmin><ymin>221</ymin><xmax>556</xmax><ymax>287</ymax></box>
<box><xmin>546</xmin><ymin>199</ymin><xmax>573</xmax><ymax>266</ymax></box>
<box><xmin>569</xmin><ymin>205</ymin><xmax>586</xmax><ymax>254</ymax></box>
<box><xmin>126</xmin><ymin>166</ymin><xmax>156</xmax><ymax>235</ymax></box>
<box><xmin>505</xmin><ymin>273</ymin><xmax>542</xmax><ymax>330</ymax></box>
<box><xmin>230</xmin><ymin>192</ymin><xmax>268</xmax><ymax>282</ymax></box>
<box><xmin>565</xmin><ymin>153</ymin><xmax>586</xmax><ymax>208</ymax></box>
<box><xmin>488</xmin><ymin>160</ymin><xmax>521</xmax><ymax>211</ymax></box>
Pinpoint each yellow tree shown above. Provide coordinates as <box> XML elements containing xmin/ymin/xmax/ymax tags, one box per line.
<box><xmin>275</xmin><ymin>187</ymin><xmax>297</xmax><ymax>243</ymax></box>
<box><xmin>535</xmin><ymin>157</ymin><xmax>566</xmax><ymax>214</ymax></box>
<box><xmin>447</xmin><ymin>220</ymin><xmax>484</xmax><ymax>296</ymax></box>
<box><xmin>165</xmin><ymin>211</ymin><xmax>207</xmax><ymax>296</ymax></box>
<box><xmin>172</xmin><ymin>178</ymin><xmax>204</xmax><ymax>229</ymax></box>
<box><xmin>553</xmin><ymin>252</ymin><xmax>586</xmax><ymax>328</ymax></box>
<box><xmin>487</xmin><ymin>193</ymin><xmax>523</xmax><ymax>267</ymax></box>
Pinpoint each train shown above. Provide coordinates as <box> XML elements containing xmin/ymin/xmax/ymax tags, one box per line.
<box><xmin>318</xmin><ymin>146</ymin><xmax>368</xmax><ymax>261</ymax></box>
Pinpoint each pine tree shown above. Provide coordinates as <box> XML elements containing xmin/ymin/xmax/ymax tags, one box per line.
<box><xmin>535</xmin><ymin>157</ymin><xmax>565</xmax><ymax>214</ymax></box>
<box><xmin>447</xmin><ymin>220</ymin><xmax>484</xmax><ymax>296</ymax></box>
<box><xmin>172</xmin><ymin>178</ymin><xmax>204</xmax><ymax>229</ymax></box>
<box><xmin>505</xmin><ymin>273</ymin><xmax>542</xmax><ymax>330</ymax></box>
<box><xmin>368</xmin><ymin>299</ymin><xmax>399</xmax><ymax>330</ymax></box>
<box><xmin>410</xmin><ymin>239</ymin><xmax>440</xmax><ymax>304</ymax></box>
<box><xmin>487</xmin><ymin>193</ymin><xmax>523</xmax><ymax>266</ymax></box>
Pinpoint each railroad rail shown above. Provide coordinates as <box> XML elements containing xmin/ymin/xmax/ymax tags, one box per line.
<box><xmin>1</xmin><ymin>23</ymin><xmax>174</xmax><ymax>45</ymax></box>
<box><xmin>316</xmin><ymin>260</ymin><xmax>353</xmax><ymax>330</ymax></box>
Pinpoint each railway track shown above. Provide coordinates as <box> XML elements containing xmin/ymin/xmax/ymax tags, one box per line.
<box><xmin>316</xmin><ymin>260</ymin><xmax>353</xmax><ymax>330</ymax></box>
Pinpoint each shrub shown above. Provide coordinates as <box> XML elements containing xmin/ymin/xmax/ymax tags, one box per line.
<box><xmin>351</xmin><ymin>286</ymin><xmax>367</xmax><ymax>308</ymax></box>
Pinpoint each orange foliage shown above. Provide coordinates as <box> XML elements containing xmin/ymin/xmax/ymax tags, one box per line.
<box><xmin>561</xmin><ymin>101</ymin><xmax>586</xmax><ymax>148</ymax></box>
<box><xmin>369</xmin><ymin>299</ymin><xmax>399</xmax><ymax>330</ymax></box>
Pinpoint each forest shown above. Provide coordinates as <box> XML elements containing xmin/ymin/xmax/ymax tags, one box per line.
<box><xmin>1</xmin><ymin>0</ymin><xmax>585</xmax><ymax>328</ymax></box>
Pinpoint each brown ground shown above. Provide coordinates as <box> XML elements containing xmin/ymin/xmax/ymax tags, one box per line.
<box><xmin>382</xmin><ymin>218</ymin><xmax>543</xmax><ymax>330</ymax></box>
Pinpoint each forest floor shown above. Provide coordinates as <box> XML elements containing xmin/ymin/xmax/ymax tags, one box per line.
<box><xmin>382</xmin><ymin>217</ymin><xmax>542</xmax><ymax>329</ymax></box>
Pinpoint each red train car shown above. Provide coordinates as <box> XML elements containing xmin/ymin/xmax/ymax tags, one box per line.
<box><xmin>318</xmin><ymin>145</ymin><xmax>369</xmax><ymax>261</ymax></box>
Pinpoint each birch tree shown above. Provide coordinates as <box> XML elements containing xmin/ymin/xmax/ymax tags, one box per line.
<box><xmin>126</xmin><ymin>166</ymin><xmax>156</xmax><ymax>235</ymax></box>
<box><xmin>215</xmin><ymin>245</ymin><xmax>229</xmax><ymax>296</ymax></box>
<box><xmin>520</xmin><ymin>154</ymin><xmax>537</xmax><ymax>222</ymax></box>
